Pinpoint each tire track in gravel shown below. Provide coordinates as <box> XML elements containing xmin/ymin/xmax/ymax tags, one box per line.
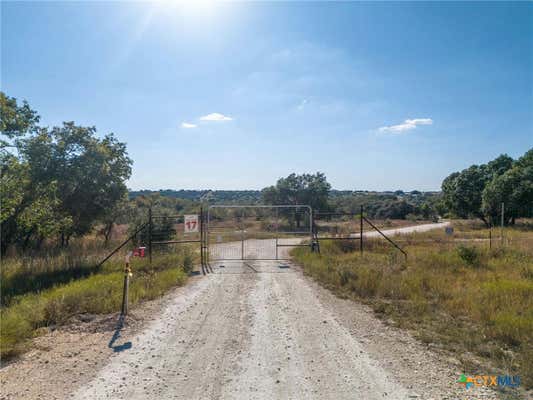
<box><xmin>222</xmin><ymin>262</ymin><xmax>411</xmax><ymax>400</ymax></box>
<box><xmin>71</xmin><ymin>254</ymin><xmax>499</xmax><ymax>399</ymax></box>
<box><xmin>72</xmin><ymin>268</ymin><xmax>256</xmax><ymax>400</ymax></box>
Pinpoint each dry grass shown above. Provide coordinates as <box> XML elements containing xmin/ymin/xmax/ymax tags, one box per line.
<box><xmin>0</xmin><ymin>245</ymin><xmax>196</xmax><ymax>361</ymax></box>
<box><xmin>292</xmin><ymin>220</ymin><xmax>533</xmax><ymax>392</ymax></box>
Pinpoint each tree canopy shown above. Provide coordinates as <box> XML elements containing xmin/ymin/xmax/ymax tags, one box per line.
<box><xmin>441</xmin><ymin>150</ymin><xmax>532</xmax><ymax>225</ymax></box>
<box><xmin>261</xmin><ymin>172</ymin><xmax>331</xmax><ymax>211</ymax></box>
<box><xmin>0</xmin><ymin>92</ymin><xmax>132</xmax><ymax>253</ymax></box>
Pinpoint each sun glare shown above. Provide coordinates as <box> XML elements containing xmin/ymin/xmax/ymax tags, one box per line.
<box><xmin>157</xmin><ymin>0</ymin><xmax>216</xmax><ymax>15</ymax></box>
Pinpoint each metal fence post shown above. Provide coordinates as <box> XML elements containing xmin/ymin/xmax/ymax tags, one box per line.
<box><xmin>148</xmin><ymin>207</ymin><xmax>153</xmax><ymax>264</ymax></box>
<box><xmin>308</xmin><ymin>207</ymin><xmax>318</xmax><ymax>253</ymax></box>
<box><xmin>122</xmin><ymin>254</ymin><xmax>132</xmax><ymax>315</ymax></box>
<box><xmin>241</xmin><ymin>207</ymin><xmax>244</xmax><ymax>260</ymax></box>
<box><xmin>200</xmin><ymin>207</ymin><xmax>204</xmax><ymax>268</ymax></box>
<box><xmin>276</xmin><ymin>207</ymin><xmax>279</xmax><ymax>260</ymax></box>
<box><xmin>121</xmin><ymin>274</ymin><xmax>129</xmax><ymax>315</ymax></box>
<box><xmin>360</xmin><ymin>205</ymin><xmax>363</xmax><ymax>255</ymax></box>
<box><xmin>206</xmin><ymin>206</ymin><xmax>210</xmax><ymax>266</ymax></box>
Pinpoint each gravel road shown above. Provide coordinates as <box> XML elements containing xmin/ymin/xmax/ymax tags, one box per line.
<box><xmin>0</xmin><ymin>222</ymin><xmax>502</xmax><ymax>399</ymax></box>
<box><xmin>348</xmin><ymin>221</ymin><xmax>451</xmax><ymax>238</ymax></box>
<box><xmin>70</xmin><ymin>222</ymin><xmax>499</xmax><ymax>400</ymax></box>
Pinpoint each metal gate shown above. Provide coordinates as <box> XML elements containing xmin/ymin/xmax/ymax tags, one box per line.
<box><xmin>207</xmin><ymin>205</ymin><xmax>312</xmax><ymax>261</ymax></box>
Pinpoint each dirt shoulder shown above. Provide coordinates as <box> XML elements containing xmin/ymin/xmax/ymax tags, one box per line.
<box><xmin>0</xmin><ymin>275</ymin><xmax>205</xmax><ymax>400</ymax></box>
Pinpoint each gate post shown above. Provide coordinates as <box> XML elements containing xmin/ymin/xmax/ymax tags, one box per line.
<box><xmin>200</xmin><ymin>207</ymin><xmax>204</xmax><ymax>268</ymax></box>
<box><xmin>241</xmin><ymin>207</ymin><xmax>244</xmax><ymax>260</ymax></box>
<box><xmin>148</xmin><ymin>207</ymin><xmax>153</xmax><ymax>264</ymax></box>
<box><xmin>360</xmin><ymin>205</ymin><xmax>363</xmax><ymax>255</ymax></box>
<box><xmin>206</xmin><ymin>206</ymin><xmax>210</xmax><ymax>266</ymax></box>
<box><xmin>276</xmin><ymin>207</ymin><xmax>279</xmax><ymax>260</ymax></box>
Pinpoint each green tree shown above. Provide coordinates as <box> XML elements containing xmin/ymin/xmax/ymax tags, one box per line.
<box><xmin>1</xmin><ymin>92</ymin><xmax>132</xmax><ymax>253</ymax></box>
<box><xmin>482</xmin><ymin>149</ymin><xmax>533</xmax><ymax>224</ymax></box>
<box><xmin>0</xmin><ymin>92</ymin><xmax>39</xmax><ymax>145</ymax></box>
<box><xmin>262</xmin><ymin>172</ymin><xmax>331</xmax><ymax>227</ymax></box>
<box><xmin>98</xmin><ymin>196</ymin><xmax>133</xmax><ymax>245</ymax></box>
<box><xmin>1</xmin><ymin>94</ymin><xmax>44</xmax><ymax>252</ymax></box>
<box><xmin>18</xmin><ymin>122</ymin><xmax>133</xmax><ymax>244</ymax></box>
<box><xmin>441</xmin><ymin>154</ymin><xmax>515</xmax><ymax>225</ymax></box>
<box><xmin>486</xmin><ymin>154</ymin><xmax>514</xmax><ymax>177</ymax></box>
<box><xmin>441</xmin><ymin>165</ymin><xmax>489</xmax><ymax>223</ymax></box>
<box><xmin>442</xmin><ymin>150</ymin><xmax>531</xmax><ymax>225</ymax></box>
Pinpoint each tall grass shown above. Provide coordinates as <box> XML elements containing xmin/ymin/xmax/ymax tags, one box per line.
<box><xmin>1</xmin><ymin>254</ymin><xmax>100</xmax><ymax>306</ymax></box>
<box><xmin>1</xmin><ymin>246</ymin><xmax>195</xmax><ymax>360</ymax></box>
<box><xmin>292</xmin><ymin>223</ymin><xmax>533</xmax><ymax>389</ymax></box>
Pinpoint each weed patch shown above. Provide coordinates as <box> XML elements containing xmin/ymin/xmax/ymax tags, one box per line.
<box><xmin>0</xmin><ymin>251</ymin><xmax>192</xmax><ymax>360</ymax></box>
<box><xmin>292</xmin><ymin>225</ymin><xmax>533</xmax><ymax>389</ymax></box>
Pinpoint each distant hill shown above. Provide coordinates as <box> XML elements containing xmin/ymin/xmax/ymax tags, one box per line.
<box><xmin>129</xmin><ymin>189</ymin><xmax>440</xmax><ymax>203</ymax></box>
<box><xmin>129</xmin><ymin>189</ymin><xmax>263</xmax><ymax>204</ymax></box>
<box><xmin>128</xmin><ymin>189</ymin><xmax>442</xmax><ymax>219</ymax></box>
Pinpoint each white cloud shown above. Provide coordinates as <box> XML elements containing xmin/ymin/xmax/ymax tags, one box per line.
<box><xmin>379</xmin><ymin>118</ymin><xmax>433</xmax><ymax>134</ymax></box>
<box><xmin>199</xmin><ymin>113</ymin><xmax>233</xmax><ymax>121</ymax></box>
<box><xmin>181</xmin><ymin>122</ymin><xmax>197</xmax><ymax>128</ymax></box>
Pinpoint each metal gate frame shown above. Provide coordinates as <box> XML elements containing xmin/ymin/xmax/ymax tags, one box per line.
<box><xmin>207</xmin><ymin>205</ymin><xmax>313</xmax><ymax>262</ymax></box>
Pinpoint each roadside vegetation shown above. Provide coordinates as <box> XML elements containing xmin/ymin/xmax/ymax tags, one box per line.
<box><xmin>0</xmin><ymin>247</ymin><xmax>195</xmax><ymax>360</ymax></box>
<box><xmin>0</xmin><ymin>93</ymin><xmax>198</xmax><ymax>361</ymax></box>
<box><xmin>292</xmin><ymin>220</ymin><xmax>533</xmax><ymax>390</ymax></box>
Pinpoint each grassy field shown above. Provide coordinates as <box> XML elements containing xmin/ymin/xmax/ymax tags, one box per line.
<box><xmin>0</xmin><ymin>245</ymin><xmax>195</xmax><ymax>360</ymax></box>
<box><xmin>292</xmin><ymin>220</ymin><xmax>533</xmax><ymax>391</ymax></box>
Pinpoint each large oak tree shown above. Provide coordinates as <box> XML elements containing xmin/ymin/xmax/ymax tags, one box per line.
<box><xmin>1</xmin><ymin>92</ymin><xmax>132</xmax><ymax>253</ymax></box>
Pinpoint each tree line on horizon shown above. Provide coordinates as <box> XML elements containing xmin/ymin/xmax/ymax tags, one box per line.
<box><xmin>1</xmin><ymin>92</ymin><xmax>531</xmax><ymax>255</ymax></box>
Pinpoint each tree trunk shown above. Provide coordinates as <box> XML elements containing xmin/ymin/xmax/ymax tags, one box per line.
<box><xmin>36</xmin><ymin>235</ymin><xmax>45</xmax><ymax>249</ymax></box>
<box><xmin>22</xmin><ymin>229</ymin><xmax>34</xmax><ymax>250</ymax></box>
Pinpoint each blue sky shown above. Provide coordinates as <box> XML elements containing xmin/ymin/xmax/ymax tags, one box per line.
<box><xmin>2</xmin><ymin>1</ymin><xmax>532</xmax><ymax>191</ymax></box>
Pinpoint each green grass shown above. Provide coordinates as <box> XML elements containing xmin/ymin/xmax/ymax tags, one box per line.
<box><xmin>1</xmin><ymin>254</ymin><xmax>100</xmax><ymax>306</ymax></box>
<box><xmin>0</xmin><ymin>249</ymin><xmax>194</xmax><ymax>360</ymax></box>
<box><xmin>292</xmin><ymin>222</ymin><xmax>533</xmax><ymax>391</ymax></box>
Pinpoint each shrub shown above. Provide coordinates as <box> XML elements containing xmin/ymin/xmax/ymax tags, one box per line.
<box><xmin>337</xmin><ymin>239</ymin><xmax>359</xmax><ymax>253</ymax></box>
<box><xmin>456</xmin><ymin>245</ymin><xmax>480</xmax><ymax>266</ymax></box>
<box><xmin>521</xmin><ymin>266</ymin><xmax>533</xmax><ymax>280</ymax></box>
<box><xmin>182</xmin><ymin>251</ymin><xmax>194</xmax><ymax>274</ymax></box>
<box><xmin>337</xmin><ymin>265</ymin><xmax>357</xmax><ymax>286</ymax></box>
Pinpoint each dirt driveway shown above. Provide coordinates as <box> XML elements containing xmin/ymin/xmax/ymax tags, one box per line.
<box><xmin>67</xmin><ymin>258</ymin><xmax>495</xmax><ymax>400</ymax></box>
<box><xmin>1</xmin><ymin>223</ymin><xmax>502</xmax><ymax>400</ymax></box>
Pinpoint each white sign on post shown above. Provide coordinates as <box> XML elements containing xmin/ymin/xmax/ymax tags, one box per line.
<box><xmin>184</xmin><ymin>214</ymin><xmax>199</xmax><ymax>233</ymax></box>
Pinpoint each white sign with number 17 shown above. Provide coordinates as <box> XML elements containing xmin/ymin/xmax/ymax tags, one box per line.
<box><xmin>184</xmin><ymin>214</ymin><xmax>199</xmax><ymax>233</ymax></box>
